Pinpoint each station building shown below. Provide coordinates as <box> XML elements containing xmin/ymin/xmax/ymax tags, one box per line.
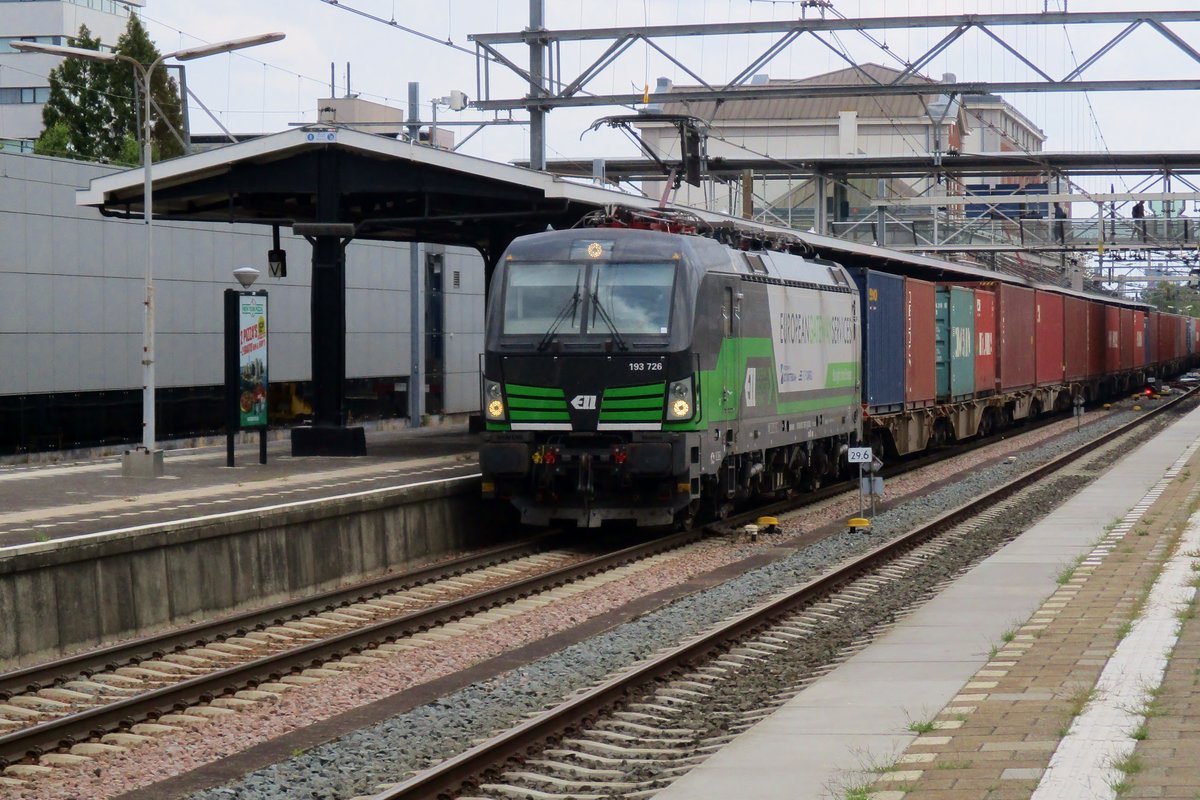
<box><xmin>635</xmin><ymin>63</ymin><xmax>1048</xmax><ymax>226</ymax></box>
<box><xmin>0</xmin><ymin>0</ymin><xmax>145</xmax><ymax>152</ymax></box>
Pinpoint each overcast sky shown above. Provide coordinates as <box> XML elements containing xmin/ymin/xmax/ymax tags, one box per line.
<box><xmin>140</xmin><ymin>0</ymin><xmax>1200</xmax><ymax>182</ymax></box>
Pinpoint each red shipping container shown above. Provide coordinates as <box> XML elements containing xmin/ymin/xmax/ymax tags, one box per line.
<box><xmin>1063</xmin><ymin>296</ymin><xmax>1088</xmax><ymax>381</ymax></box>
<box><xmin>1132</xmin><ymin>311</ymin><xmax>1146</xmax><ymax>367</ymax></box>
<box><xmin>1177</xmin><ymin>315</ymin><xmax>1188</xmax><ymax>360</ymax></box>
<box><xmin>974</xmin><ymin>289</ymin><xmax>996</xmax><ymax>394</ymax></box>
<box><xmin>905</xmin><ymin>277</ymin><xmax>937</xmax><ymax>408</ymax></box>
<box><xmin>1148</xmin><ymin>312</ymin><xmax>1160</xmax><ymax>367</ymax></box>
<box><xmin>1105</xmin><ymin>305</ymin><xmax>1122</xmax><ymax>373</ymax></box>
<box><xmin>1087</xmin><ymin>301</ymin><xmax>1106</xmax><ymax>379</ymax></box>
<box><xmin>1120</xmin><ymin>308</ymin><xmax>1134</xmax><ymax>371</ymax></box>
<box><xmin>1035</xmin><ymin>291</ymin><xmax>1065</xmax><ymax>386</ymax></box>
<box><xmin>996</xmin><ymin>283</ymin><xmax>1036</xmax><ymax>391</ymax></box>
<box><xmin>1156</xmin><ymin>312</ymin><xmax>1175</xmax><ymax>364</ymax></box>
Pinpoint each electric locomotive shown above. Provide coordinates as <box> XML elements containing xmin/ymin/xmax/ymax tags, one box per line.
<box><xmin>479</xmin><ymin>214</ymin><xmax>861</xmax><ymax>528</ymax></box>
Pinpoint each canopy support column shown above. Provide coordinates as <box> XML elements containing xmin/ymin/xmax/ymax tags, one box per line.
<box><xmin>292</xmin><ymin>150</ymin><xmax>366</xmax><ymax>456</ymax></box>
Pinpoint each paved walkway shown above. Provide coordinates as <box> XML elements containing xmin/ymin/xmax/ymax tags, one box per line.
<box><xmin>0</xmin><ymin>425</ymin><xmax>480</xmax><ymax>551</ymax></box>
<box><xmin>653</xmin><ymin>407</ymin><xmax>1200</xmax><ymax>800</ymax></box>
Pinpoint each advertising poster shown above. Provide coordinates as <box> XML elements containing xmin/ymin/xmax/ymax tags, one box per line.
<box><xmin>238</xmin><ymin>294</ymin><xmax>268</xmax><ymax>427</ymax></box>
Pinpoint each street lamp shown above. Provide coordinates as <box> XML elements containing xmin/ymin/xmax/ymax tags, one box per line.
<box><xmin>14</xmin><ymin>32</ymin><xmax>284</xmax><ymax>476</ymax></box>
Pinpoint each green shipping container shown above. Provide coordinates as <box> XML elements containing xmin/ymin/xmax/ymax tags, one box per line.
<box><xmin>935</xmin><ymin>286</ymin><xmax>976</xmax><ymax>400</ymax></box>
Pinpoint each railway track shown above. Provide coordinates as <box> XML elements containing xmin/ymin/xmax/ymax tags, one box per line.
<box><xmin>0</xmin><ymin>530</ymin><xmax>709</xmax><ymax>773</ymax></box>
<box><xmin>0</xmin><ymin>392</ymin><xmax>1186</xmax><ymax>790</ymax></box>
<box><xmin>352</xmin><ymin>390</ymin><xmax>1194</xmax><ymax>800</ymax></box>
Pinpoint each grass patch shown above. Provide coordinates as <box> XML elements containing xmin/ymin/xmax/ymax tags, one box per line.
<box><xmin>1110</xmin><ymin>752</ymin><xmax>1143</xmax><ymax>796</ymax></box>
<box><xmin>907</xmin><ymin>719</ymin><xmax>936</xmax><ymax>734</ymax></box>
<box><xmin>1066</xmin><ymin>685</ymin><xmax>1098</xmax><ymax>719</ymax></box>
<box><xmin>1116</xmin><ymin>620</ymin><xmax>1134</xmax><ymax>641</ymax></box>
<box><xmin>1001</xmin><ymin>628</ymin><xmax>1017</xmax><ymax>644</ymax></box>
<box><xmin>1131</xmin><ymin>722</ymin><xmax>1149</xmax><ymax>740</ymax></box>
<box><xmin>937</xmin><ymin>759</ymin><xmax>972</xmax><ymax>770</ymax></box>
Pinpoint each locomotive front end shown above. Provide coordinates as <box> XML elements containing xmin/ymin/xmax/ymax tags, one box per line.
<box><xmin>480</xmin><ymin>230</ymin><xmax>700</xmax><ymax>528</ymax></box>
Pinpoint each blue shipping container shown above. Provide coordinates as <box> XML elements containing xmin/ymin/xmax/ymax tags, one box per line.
<box><xmin>849</xmin><ymin>268</ymin><xmax>905</xmax><ymax>413</ymax></box>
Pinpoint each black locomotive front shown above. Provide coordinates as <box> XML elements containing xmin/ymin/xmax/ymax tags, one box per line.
<box><xmin>479</xmin><ymin>229</ymin><xmax>703</xmax><ymax>528</ymax></box>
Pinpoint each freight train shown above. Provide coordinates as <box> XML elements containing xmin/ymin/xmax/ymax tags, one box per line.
<box><xmin>479</xmin><ymin>208</ymin><xmax>1196</xmax><ymax>528</ymax></box>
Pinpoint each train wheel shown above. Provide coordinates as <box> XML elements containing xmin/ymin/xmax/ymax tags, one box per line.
<box><xmin>675</xmin><ymin>500</ymin><xmax>701</xmax><ymax>531</ymax></box>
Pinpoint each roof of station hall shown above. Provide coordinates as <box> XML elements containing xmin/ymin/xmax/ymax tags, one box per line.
<box><xmin>75</xmin><ymin>125</ymin><xmax>1139</xmax><ymax>305</ymax></box>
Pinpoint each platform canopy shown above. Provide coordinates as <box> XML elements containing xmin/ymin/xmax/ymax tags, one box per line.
<box><xmin>75</xmin><ymin>124</ymin><xmax>1055</xmax><ymax>286</ymax></box>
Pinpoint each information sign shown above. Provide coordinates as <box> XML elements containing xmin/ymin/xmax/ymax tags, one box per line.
<box><xmin>237</xmin><ymin>294</ymin><xmax>269</xmax><ymax>428</ymax></box>
<box><xmin>847</xmin><ymin>447</ymin><xmax>873</xmax><ymax>464</ymax></box>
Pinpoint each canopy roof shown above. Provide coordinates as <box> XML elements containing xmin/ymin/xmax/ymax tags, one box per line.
<box><xmin>75</xmin><ymin>125</ymin><xmax>1142</xmax><ymax>306</ymax></box>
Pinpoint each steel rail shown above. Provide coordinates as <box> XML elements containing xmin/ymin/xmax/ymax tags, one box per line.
<box><xmin>0</xmin><ymin>528</ymin><xmax>705</xmax><ymax>768</ymax></box>
<box><xmin>0</xmin><ymin>533</ymin><xmax>566</xmax><ymax>701</ymax></box>
<box><xmin>372</xmin><ymin>390</ymin><xmax>1192</xmax><ymax>800</ymax></box>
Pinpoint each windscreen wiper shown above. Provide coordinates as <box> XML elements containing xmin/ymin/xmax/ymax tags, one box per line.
<box><xmin>537</xmin><ymin>287</ymin><xmax>581</xmax><ymax>351</ymax></box>
<box><xmin>590</xmin><ymin>291</ymin><xmax>629</xmax><ymax>351</ymax></box>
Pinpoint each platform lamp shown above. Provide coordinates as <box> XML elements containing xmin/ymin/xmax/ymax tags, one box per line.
<box><xmin>14</xmin><ymin>32</ymin><xmax>285</xmax><ymax>477</ymax></box>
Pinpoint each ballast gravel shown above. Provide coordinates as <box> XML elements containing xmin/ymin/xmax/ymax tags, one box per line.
<box><xmin>183</xmin><ymin>404</ymin><xmax>1169</xmax><ymax>800</ymax></box>
<box><xmin>9</xmin><ymin>399</ymin><xmax>1183</xmax><ymax>800</ymax></box>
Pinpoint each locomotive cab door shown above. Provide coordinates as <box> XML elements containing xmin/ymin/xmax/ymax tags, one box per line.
<box><xmin>721</xmin><ymin>284</ymin><xmax>741</xmax><ymax>418</ymax></box>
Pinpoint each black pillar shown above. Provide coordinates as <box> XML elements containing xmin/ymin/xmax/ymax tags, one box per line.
<box><xmin>292</xmin><ymin>150</ymin><xmax>366</xmax><ymax>456</ymax></box>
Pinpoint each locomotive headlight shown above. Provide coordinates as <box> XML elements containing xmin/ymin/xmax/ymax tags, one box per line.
<box><xmin>666</xmin><ymin>377</ymin><xmax>694</xmax><ymax>420</ymax></box>
<box><xmin>484</xmin><ymin>379</ymin><xmax>506</xmax><ymax>420</ymax></box>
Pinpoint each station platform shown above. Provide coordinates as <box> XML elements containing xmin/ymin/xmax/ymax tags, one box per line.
<box><xmin>653</xmin><ymin>406</ymin><xmax>1200</xmax><ymax>800</ymax></box>
<box><xmin>0</xmin><ymin>424</ymin><xmax>480</xmax><ymax>552</ymax></box>
<box><xmin>0</xmin><ymin>424</ymin><xmax>487</xmax><ymax>667</ymax></box>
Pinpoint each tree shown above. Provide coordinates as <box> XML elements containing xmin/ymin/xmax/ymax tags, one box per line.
<box><xmin>107</xmin><ymin>15</ymin><xmax>185</xmax><ymax>162</ymax></box>
<box><xmin>37</xmin><ymin>25</ymin><xmax>116</xmax><ymax>161</ymax></box>
<box><xmin>35</xmin><ymin>16</ymin><xmax>184</xmax><ymax>164</ymax></box>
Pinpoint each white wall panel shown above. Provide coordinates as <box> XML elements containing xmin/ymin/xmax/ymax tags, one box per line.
<box><xmin>1</xmin><ymin>151</ymin><xmax>484</xmax><ymax>401</ymax></box>
<box><xmin>51</xmin><ymin>333</ymin><xmax>81</xmax><ymax>392</ymax></box>
<box><xmin>24</xmin><ymin>273</ymin><xmax>53</xmax><ymax>334</ymax></box>
<box><xmin>0</xmin><ymin>270</ymin><xmax>26</xmax><ymax>333</ymax></box>
<box><xmin>0</xmin><ymin>208</ymin><xmax>25</xmax><ymax>268</ymax></box>
<box><xmin>77</xmin><ymin>332</ymin><xmax>106</xmax><ymax>392</ymax></box>
<box><xmin>444</xmin><ymin>371</ymin><xmax>480</xmax><ymax>414</ymax></box>
<box><xmin>0</xmin><ymin>333</ymin><xmax>26</xmax><ymax>394</ymax></box>
<box><xmin>25</xmin><ymin>329</ymin><xmax>53</xmax><ymax>391</ymax></box>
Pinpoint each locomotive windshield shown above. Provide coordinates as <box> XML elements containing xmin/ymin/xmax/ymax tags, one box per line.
<box><xmin>501</xmin><ymin>261</ymin><xmax>675</xmax><ymax>338</ymax></box>
<box><xmin>590</xmin><ymin>262</ymin><xmax>674</xmax><ymax>335</ymax></box>
<box><xmin>502</xmin><ymin>263</ymin><xmax>583</xmax><ymax>335</ymax></box>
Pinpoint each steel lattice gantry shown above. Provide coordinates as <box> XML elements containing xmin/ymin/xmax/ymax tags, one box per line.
<box><xmin>471</xmin><ymin>10</ymin><xmax>1200</xmax><ymax>111</ymax></box>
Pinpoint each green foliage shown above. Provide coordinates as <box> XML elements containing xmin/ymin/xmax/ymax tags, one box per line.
<box><xmin>110</xmin><ymin>15</ymin><xmax>184</xmax><ymax>161</ymax></box>
<box><xmin>1141</xmin><ymin>280</ymin><xmax>1200</xmax><ymax>316</ymax></box>
<box><xmin>35</xmin><ymin>17</ymin><xmax>184</xmax><ymax>164</ymax></box>
<box><xmin>38</xmin><ymin>25</ymin><xmax>113</xmax><ymax>161</ymax></box>
<box><xmin>32</xmin><ymin>122</ymin><xmax>72</xmax><ymax>158</ymax></box>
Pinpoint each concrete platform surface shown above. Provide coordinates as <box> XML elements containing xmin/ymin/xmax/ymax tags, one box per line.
<box><xmin>0</xmin><ymin>424</ymin><xmax>480</xmax><ymax>552</ymax></box>
<box><xmin>652</xmin><ymin>407</ymin><xmax>1200</xmax><ymax>800</ymax></box>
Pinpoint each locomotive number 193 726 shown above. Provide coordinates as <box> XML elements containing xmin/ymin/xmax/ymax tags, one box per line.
<box><xmin>628</xmin><ymin>362</ymin><xmax>664</xmax><ymax>372</ymax></box>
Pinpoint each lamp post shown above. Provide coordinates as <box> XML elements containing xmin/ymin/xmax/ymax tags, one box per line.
<box><xmin>15</xmin><ymin>33</ymin><xmax>284</xmax><ymax>476</ymax></box>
